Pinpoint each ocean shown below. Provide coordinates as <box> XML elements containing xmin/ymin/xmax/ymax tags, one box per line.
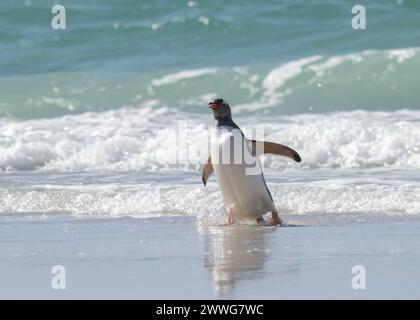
<box><xmin>1</xmin><ymin>0</ymin><xmax>419</xmax><ymax>222</ymax></box>
<box><xmin>1</xmin><ymin>0</ymin><xmax>420</xmax><ymax>299</ymax></box>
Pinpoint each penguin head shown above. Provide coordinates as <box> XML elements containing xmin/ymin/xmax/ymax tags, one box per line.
<box><xmin>208</xmin><ymin>98</ymin><xmax>232</xmax><ymax>120</ymax></box>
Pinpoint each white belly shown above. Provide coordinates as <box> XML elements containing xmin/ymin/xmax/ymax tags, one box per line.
<box><xmin>211</xmin><ymin>127</ymin><xmax>276</xmax><ymax>222</ymax></box>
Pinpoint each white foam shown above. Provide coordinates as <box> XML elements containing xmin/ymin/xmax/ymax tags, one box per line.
<box><xmin>271</xmin><ymin>183</ymin><xmax>420</xmax><ymax>216</ymax></box>
<box><xmin>387</xmin><ymin>47</ymin><xmax>418</xmax><ymax>64</ymax></box>
<box><xmin>0</xmin><ymin>180</ymin><xmax>418</xmax><ymax>221</ymax></box>
<box><xmin>0</xmin><ymin>184</ymin><xmax>223</xmax><ymax>218</ymax></box>
<box><xmin>262</xmin><ymin>56</ymin><xmax>321</xmax><ymax>93</ymax></box>
<box><xmin>151</xmin><ymin>68</ymin><xmax>219</xmax><ymax>86</ymax></box>
<box><xmin>1</xmin><ymin>108</ymin><xmax>420</xmax><ymax>172</ymax></box>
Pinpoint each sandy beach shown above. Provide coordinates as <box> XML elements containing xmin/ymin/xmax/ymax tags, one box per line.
<box><xmin>1</xmin><ymin>214</ymin><xmax>419</xmax><ymax>299</ymax></box>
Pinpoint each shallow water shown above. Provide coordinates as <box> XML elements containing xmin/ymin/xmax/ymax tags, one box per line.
<box><xmin>1</xmin><ymin>168</ymin><xmax>419</xmax><ymax>225</ymax></box>
<box><xmin>1</xmin><ymin>216</ymin><xmax>420</xmax><ymax>299</ymax></box>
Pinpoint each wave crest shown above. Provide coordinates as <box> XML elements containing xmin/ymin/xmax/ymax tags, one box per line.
<box><xmin>1</xmin><ymin>108</ymin><xmax>420</xmax><ymax>172</ymax></box>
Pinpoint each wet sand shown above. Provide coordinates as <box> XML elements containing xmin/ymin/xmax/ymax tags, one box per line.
<box><xmin>0</xmin><ymin>215</ymin><xmax>419</xmax><ymax>299</ymax></box>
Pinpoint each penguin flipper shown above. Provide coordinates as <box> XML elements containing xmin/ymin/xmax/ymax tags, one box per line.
<box><xmin>250</xmin><ymin>140</ymin><xmax>302</xmax><ymax>163</ymax></box>
<box><xmin>201</xmin><ymin>155</ymin><xmax>214</xmax><ymax>186</ymax></box>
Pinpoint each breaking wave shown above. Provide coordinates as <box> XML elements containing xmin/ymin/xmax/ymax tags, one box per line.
<box><xmin>1</xmin><ymin>48</ymin><xmax>420</xmax><ymax>119</ymax></box>
<box><xmin>1</xmin><ymin>108</ymin><xmax>419</xmax><ymax>172</ymax></box>
<box><xmin>0</xmin><ymin>175</ymin><xmax>419</xmax><ymax>222</ymax></box>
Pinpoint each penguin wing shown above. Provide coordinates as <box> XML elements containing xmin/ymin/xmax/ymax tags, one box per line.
<box><xmin>201</xmin><ymin>155</ymin><xmax>214</xmax><ymax>186</ymax></box>
<box><xmin>249</xmin><ymin>140</ymin><xmax>302</xmax><ymax>162</ymax></box>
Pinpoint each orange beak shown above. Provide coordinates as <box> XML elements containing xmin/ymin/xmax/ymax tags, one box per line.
<box><xmin>208</xmin><ymin>103</ymin><xmax>221</xmax><ymax>109</ymax></box>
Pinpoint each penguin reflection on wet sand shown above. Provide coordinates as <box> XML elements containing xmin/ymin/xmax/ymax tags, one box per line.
<box><xmin>202</xmin><ymin>98</ymin><xmax>301</xmax><ymax>226</ymax></box>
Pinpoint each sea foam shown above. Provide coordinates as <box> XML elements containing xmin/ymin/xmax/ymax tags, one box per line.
<box><xmin>1</xmin><ymin>108</ymin><xmax>419</xmax><ymax>172</ymax></box>
<box><xmin>0</xmin><ymin>176</ymin><xmax>418</xmax><ymax>221</ymax></box>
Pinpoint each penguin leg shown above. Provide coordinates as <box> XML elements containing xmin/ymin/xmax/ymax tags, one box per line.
<box><xmin>268</xmin><ymin>210</ymin><xmax>283</xmax><ymax>226</ymax></box>
<box><xmin>221</xmin><ymin>218</ymin><xmax>235</xmax><ymax>226</ymax></box>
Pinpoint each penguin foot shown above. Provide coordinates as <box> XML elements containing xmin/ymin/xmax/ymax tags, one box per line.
<box><xmin>221</xmin><ymin>218</ymin><xmax>235</xmax><ymax>226</ymax></box>
<box><xmin>256</xmin><ymin>216</ymin><xmax>282</xmax><ymax>226</ymax></box>
<box><xmin>268</xmin><ymin>217</ymin><xmax>282</xmax><ymax>226</ymax></box>
<box><xmin>268</xmin><ymin>211</ymin><xmax>283</xmax><ymax>226</ymax></box>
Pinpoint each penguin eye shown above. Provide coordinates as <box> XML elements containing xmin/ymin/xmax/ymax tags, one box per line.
<box><xmin>214</xmin><ymin>98</ymin><xmax>224</xmax><ymax>105</ymax></box>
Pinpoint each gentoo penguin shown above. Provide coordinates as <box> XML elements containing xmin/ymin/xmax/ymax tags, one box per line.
<box><xmin>202</xmin><ymin>98</ymin><xmax>301</xmax><ymax>226</ymax></box>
